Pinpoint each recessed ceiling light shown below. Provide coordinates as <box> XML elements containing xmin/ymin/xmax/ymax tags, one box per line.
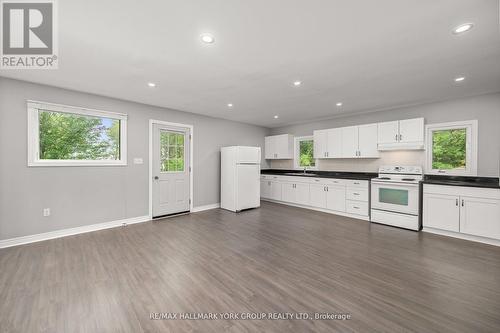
<box><xmin>147</xmin><ymin>82</ymin><xmax>156</xmax><ymax>88</ymax></box>
<box><xmin>293</xmin><ymin>81</ymin><xmax>302</xmax><ymax>86</ymax></box>
<box><xmin>453</xmin><ymin>23</ymin><xmax>473</xmax><ymax>34</ymax></box>
<box><xmin>227</xmin><ymin>103</ymin><xmax>233</xmax><ymax>107</ymax></box>
<box><xmin>274</xmin><ymin>115</ymin><xmax>279</xmax><ymax>119</ymax></box>
<box><xmin>336</xmin><ymin>102</ymin><xmax>343</xmax><ymax>107</ymax></box>
<box><xmin>200</xmin><ymin>33</ymin><xmax>215</xmax><ymax>44</ymax></box>
<box><xmin>454</xmin><ymin>76</ymin><xmax>465</xmax><ymax>82</ymax></box>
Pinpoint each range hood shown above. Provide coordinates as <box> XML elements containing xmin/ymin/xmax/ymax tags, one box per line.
<box><xmin>378</xmin><ymin>141</ymin><xmax>425</xmax><ymax>151</ymax></box>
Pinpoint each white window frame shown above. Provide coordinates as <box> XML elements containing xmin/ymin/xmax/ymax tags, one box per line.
<box><xmin>425</xmin><ymin>120</ymin><xmax>477</xmax><ymax>176</ymax></box>
<box><xmin>294</xmin><ymin>136</ymin><xmax>318</xmax><ymax>170</ymax></box>
<box><xmin>27</xmin><ymin>101</ymin><xmax>128</xmax><ymax>167</ymax></box>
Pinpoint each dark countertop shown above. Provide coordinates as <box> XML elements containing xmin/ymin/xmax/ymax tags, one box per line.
<box><xmin>261</xmin><ymin>169</ymin><xmax>378</xmax><ymax>181</ymax></box>
<box><xmin>421</xmin><ymin>175</ymin><xmax>500</xmax><ymax>189</ymax></box>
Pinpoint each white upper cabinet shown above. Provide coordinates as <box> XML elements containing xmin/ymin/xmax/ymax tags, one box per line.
<box><xmin>341</xmin><ymin>126</ymin><xmax>359</xmax><ymax>158</ymax></box>
<box><xmin>341</xmin><ymin>124</ymin><xmax>379</xmax><ymax>158</ymax></box>
<box><xmin>313</xmin><ymin>128</ymin><xmax>342</xmax><ymax>158</ymax></box>
<box><xmin>315</xmin><ymin>124</ymin><xmax>378</xmax><ymax>159</ymax></box>
<box><xmin>313</xmin><ymin>129</ymin><xmax>328</xmax><ymax>159</ymax></box>
<box><xmin>358</xmin><ymin>123</ymin><xmax>379</xmax><ymax>158</ymax></box>
<box><xmin>377</xmin><ymin>121</ymin><xmax>399</xmax><ymax>145</ymax></box>
<box><xmin>326</xmin><ymin>128</ymin><xmax>342</xmax><ymax>158</ymax></box>
<box><xmin>378</xmin><ymin>118</ymin><xmax>424</xmax><ymax>150</ymax></box>
<box><xmin>399</xmin><ymin>118</ymin><xmax>424</xmax><ymax>143</ymax></box>
<box><xmin>264</xmin><ymin>134</ymin><xmax>294</xmax><ymax>159</ymax></box>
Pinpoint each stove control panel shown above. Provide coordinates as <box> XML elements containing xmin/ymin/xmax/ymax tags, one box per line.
<box><xmin>378</xmin><ymin>166</ymin><xmax>422</xmax><ymax>175</ymax></box>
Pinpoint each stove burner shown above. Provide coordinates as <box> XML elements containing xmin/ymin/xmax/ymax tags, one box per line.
<box><xmin>402</xmin><ymin>178</ymin><xmax>416</xmax><ymax>181</ymax></box>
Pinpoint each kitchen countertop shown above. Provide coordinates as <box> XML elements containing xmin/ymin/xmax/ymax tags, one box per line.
<box><xmin>421</xmin><ymin>174</ymin><xmax>500</xmax><ymax>189</ymax></box>
<box><xmin>261</xmin><ymin>169</ymin><xmax>378</xmax><ymax>181</ymax></box>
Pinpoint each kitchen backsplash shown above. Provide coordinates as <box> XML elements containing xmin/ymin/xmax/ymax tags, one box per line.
<box><xmin>269</xmin><ymin>151</ymin><xmax>425</xmax><ymax>172</ymax></box>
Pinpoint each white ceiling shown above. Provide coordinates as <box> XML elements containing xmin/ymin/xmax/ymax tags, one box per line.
<box><xmin>2</xmin><ymin>0</ymin><xmax>500</xmax><ymax>127</ymax></box>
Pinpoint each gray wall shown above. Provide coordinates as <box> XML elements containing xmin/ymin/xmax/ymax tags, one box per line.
<box><xmin>0</xmin><ymin>78</ymin><xmax>270</xmax><ymax>240</ymax></box>
<box><xmin>270</xmin><ymin>93</ymin><xmax>500</xmax><ymax>176</ymax></box>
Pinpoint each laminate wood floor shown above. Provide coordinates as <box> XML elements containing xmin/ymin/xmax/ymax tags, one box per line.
<box><xmin>1</xmin><ymin>201</ymin><xmax>500</xmax><ymax>332</ymax></box>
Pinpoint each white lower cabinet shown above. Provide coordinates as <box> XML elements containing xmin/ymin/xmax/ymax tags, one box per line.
<box><xmin>261</xmin><ymin>175</ymin><xmax>370</xmax><ymax>220</ymax></box>
<box><xmin>282</xmin><ymin>182</ymin><xmax>309</xmax><ymax>205</ymax></box>
<box><xmin>326</xmin><ymin>185</ymin><xmax>346</xmax><ymax>212</ymax></box>
<box><xmin>460</xmin><ymin>196</ymin><xmax>500</xmax><ymax>239</ymax></box>
<box><xmin>423</xmin><ymin>193</ymin><xmax>460</xmax><ymax>232</ymax></box>
<box><xmin>423</xmin><ymin>184</ymin><xmax>500</xmax><ymax>241</ymax></box>
<box><xmin>309</xmin><ymin>184</ymin><xmax>327</xmax><ymax>208</ymax></box>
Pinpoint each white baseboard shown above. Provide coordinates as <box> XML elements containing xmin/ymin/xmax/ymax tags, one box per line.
<box><xmin>191</xmin><ymin>203</ymin><xmax>220</xmax><ymax>212</ymax></box>
<box><xmin>0</xmin><ymin>215</ymin><xmax>150</xmax><ymax>249</ymax></box>
<box><xmin>261</xmin><ymin>199</ymin><xmax>370</xmax><ymax>221</ymax></box>
<box><xmin>423</xmin><ymin>227</ymin><xmax>500</xmax><ymax>247</ymax></box>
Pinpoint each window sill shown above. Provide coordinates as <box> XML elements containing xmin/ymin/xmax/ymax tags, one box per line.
<box><xmin>28</xmin><ymin>160</ymin><xmax>127</xmax><ymax>167</ymax></box>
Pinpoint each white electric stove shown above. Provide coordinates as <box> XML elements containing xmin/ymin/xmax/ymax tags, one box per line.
<box><xmin>370</xmin><ymin>166</ymin><xmax>423</xmax><ymax>231</ymax></box>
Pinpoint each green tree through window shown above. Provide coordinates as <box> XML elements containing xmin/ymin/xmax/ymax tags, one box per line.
<box><xmin>39</xmin><ymin>110</ymin><xmax>120</xmax><ymax>160</ymax></box>
<box><xmin>299</xmin><ymin>139</ymin><xmax>315</xmax><ymax>168</ymax></box>
<box><xmin>432</xmin><ymin>128</ymin><xmax>466</xmax><ymax>170</ymax></box>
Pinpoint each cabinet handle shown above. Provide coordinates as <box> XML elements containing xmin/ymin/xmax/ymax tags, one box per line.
<box><xmin>353</xmin><ymin>182</ymin><xmax>360</xmax><ymax>185</ymax></box>
<box><xmin>395</xmin><ymin>134</ymin><xmax>398</xmax><ymax>141</ymax></box>
<box><xmin>326</xmin><ymin>186</ymin><xmax>329</xmax><ymax>192</ymax></box>
<box><xmin>353</xmin><ymin>193</ymin><xmax>359</xmax><ymax>196</ymax></box>
<box><xmin>353</xmin><ymin>206</ymin><xmax>360</xmax><ymax>209</ymax></box>
<box><xmin>461</xmin><ymin>199</ymin><xmax>464</xmax><ymax>207</ymax></box>
<box><xmin>327</xmin><ymin>152</ymin><xmax>329</xmax><ymax>157</ymax></box>
<box><xmin>399</xmin><ymin>134</ymin><xmax>402</xmax><ymax>141</ymax></box>
<box><xmin>455</xmin><ymin>198</ymin><xmax>458</xmax><ymax>206</ymax></box>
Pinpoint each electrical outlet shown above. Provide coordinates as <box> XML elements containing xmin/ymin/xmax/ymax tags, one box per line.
<box><xmin>133</xmin><ymin>158</ymin><xmax>143</xmax><ymax>164</ymax></box>
<box><xmin>43</xmin><ymin>208</ymin><xmax>50</xmax><ymax>217</ymax></box>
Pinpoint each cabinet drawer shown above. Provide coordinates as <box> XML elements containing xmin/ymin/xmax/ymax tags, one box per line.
<box><xmin>346</xmin><ymin>200</ymin><xmax>368</xmax><ymax>216</ymax></box>
<box><xmin>346</xmin><ymin>188</ymin><xmax>368</xmax><ymax>202</ymax></box>
<box><xmin>346</xmin><ymin>179</ymin><xmax>368</xmax><ymax>188</ymax></box>
<box><xmin>326</xmin><ymin>178</ymin><xmax>347</xmax><ymax>186</ymax></box>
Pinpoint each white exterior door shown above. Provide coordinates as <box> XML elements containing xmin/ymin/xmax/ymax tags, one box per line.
<box><xmin>341</xmin><ymin>126</ymin><xmax>359</xmax><ymax>158</ymax></box>
<box><xmin>152</xmin><ymin>124</ymin><xmax>190</xmax><ymax>217</ymax></box>
<box><xmin>377</xmin><ymin>121</ymin><xmax>399</xmax><ymax>144</ymax></box>
<box><xmin>399</xmin><ymin>118</ymin><xmax>424</xmax><ymax>143</ymax></box>
<box><xmin>327</xmin><ymin>128</ymin><xmax>342</xmax><ymax>158</ymax></box>
<box><xmin>460</xmin><ymin>196</ymin><xmax>500</xmax><ymax>239</ymax></box>
<box><xmin>423</xmin><ymin>193</ymin><xmax>459</xmax><ymax>232</ymax></box>
<box><xmin>358</xmin><ymin>124</ymin><xmax>379</xmax><ymax>158</ymax></box>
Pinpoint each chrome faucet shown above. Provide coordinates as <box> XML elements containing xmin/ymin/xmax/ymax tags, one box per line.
<box><xmin>303</xmin><ymin>167</ymin><xmax>307</xmax><ymax>174</ymax></box>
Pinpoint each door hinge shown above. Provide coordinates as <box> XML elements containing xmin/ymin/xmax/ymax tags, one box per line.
<box><xmin>189</xmin><ymin>199</ymin><xmax>191</xmax><ymax>204</ymax></box>
<box><xmin>189</xmin><ymin>166</ymin><xmax>191</xmax><ymax>172</ymax></box>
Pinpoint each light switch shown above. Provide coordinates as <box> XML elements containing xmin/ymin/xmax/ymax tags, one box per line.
<box><xmin>133</xmin><ymin>158</ymin><xmax>143</xmax><ymax>165</ymax></box>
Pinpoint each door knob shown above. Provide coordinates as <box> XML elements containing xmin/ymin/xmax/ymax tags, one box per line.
<box><xmin>154</xmin><ymin>176</ymin><xmax>159</xmax><ymax>180</ymax></box>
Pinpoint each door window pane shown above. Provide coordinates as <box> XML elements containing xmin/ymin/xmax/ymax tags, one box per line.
<box><xmin>160</xmin><ymin>131</ymin><xmax>185</xmax><ymax>172</ymax></box>
<box><xmin>432</xmin><ymin>128</ymin><xmax>466</xmax><ymax>170</ymax></box>
<box><xmin>379</xmin><ymin>188</ymin><xmax>409</xmax><ymax>206</ymax></box>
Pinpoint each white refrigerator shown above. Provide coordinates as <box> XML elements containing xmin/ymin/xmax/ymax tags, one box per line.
<box><xmin>221</xmin><ymin>146</ymin><xmax>261</xmax><ymax>212</ymax></box>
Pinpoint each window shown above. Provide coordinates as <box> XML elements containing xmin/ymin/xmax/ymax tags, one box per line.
<box><xmin>294</xmin><ymin>136</ymin><xmax>317</xmax><ymax>170</ymax></box>
<box><xmin>425</xmin><ymin>120</ymin><xmax>477</xmax><ymax>176</ymax></box>
<box><xmin>28</xmin><ymin>101</ymin><xmax>127</xmax><ymax>166</ymax></box>
<box><xmin>160</xmin><ymin>130</ymin><xmax>185</xmax><ymax>172</ymax></box>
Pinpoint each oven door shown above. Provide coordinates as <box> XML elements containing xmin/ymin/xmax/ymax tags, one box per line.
<box><xmin>371</xmin><ymin>181</ymin><xmax>419</xmax><ymax>215</ymax></box>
